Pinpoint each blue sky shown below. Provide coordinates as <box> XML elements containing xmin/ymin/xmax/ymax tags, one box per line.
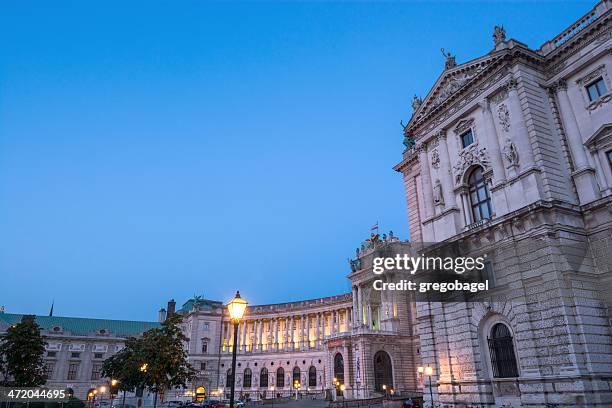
<box><xmin>0</xmin><ymin>1</ymin><xmax>589</xmax><ymax>320</ymax></box>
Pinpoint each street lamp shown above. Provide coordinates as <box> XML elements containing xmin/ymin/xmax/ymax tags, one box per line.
<box><xmin>227</xmin><ymin>291</ymin><xmax>248</xmax><ymax>408</ymax></box>
<box><xmin>269</xmin><ymin>386</ymin><xmax>275</xmax><ymax>407</ymax></box>
<box><xmin>423</xmin><ymin>366</ymin><xmax>434</xmax><ymax>406</ymax></box>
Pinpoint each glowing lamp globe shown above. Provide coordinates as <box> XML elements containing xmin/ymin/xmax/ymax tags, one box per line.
<box><xmin>227</xmin><ymin>291</ymin><xmax>248</xmax><ymax>322</ymax></box>
<box><xmin>425</xmin><ymin>366</ymin><xmax>433</xmax><ymax>376</ymax></box>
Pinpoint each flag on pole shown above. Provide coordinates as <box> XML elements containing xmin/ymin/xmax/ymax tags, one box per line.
<box><xmin>370</xmin><ymin>222</ymin><xmax>379</xmax><ymax>232</ymax></box>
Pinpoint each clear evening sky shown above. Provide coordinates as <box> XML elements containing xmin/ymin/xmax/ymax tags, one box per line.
<box><xmin>0</xmin><ymin>1</ymin><xmax>588</xmax><ymax>320</ymax></box>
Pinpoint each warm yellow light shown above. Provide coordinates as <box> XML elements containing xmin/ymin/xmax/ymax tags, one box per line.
<box><xmin>99</xmin><ymin>386</ymin><xmax>106</xmax><ymax>393</ymax></box>
<box><xmin>140</xmin><ymin>363</ymin><xmax>148</xmax><ymax>372</ymax></box>
<box><xmin>227</xmin><ymin>291</ymin><xmax>248</xmax><ymax>322</ymax></box>
<box><xmin>340</xmin><ymin>385</ymin><xmax>346</xmax><ymax>391</ymax></box>
<box><xmin>111</xmin><ymin>379</ymin><xmax>118</xmax><ymax>386</ymax></box>
<box><xmin>390</xmin><ymin>389</ymin><xmax>394</xmax><ymax>394</ymax></box>
<box><xmin>93</xmin><ymin>390</ymin><xmax>98</xmax><ymax>395</ymax></box>
<box><xmin>382</xmin><ymin>384</ymin><xmax>386</xmax><ymax>390</ymax></box>
<box><xmin>425</xmin><ymin>366</ymin><xmax>433</xmax><ymax>376</ymax></box>
<box><xmin>417</xmin><ymin>366</ymin><xmax>424</xmax><ymax>374</ymax></box>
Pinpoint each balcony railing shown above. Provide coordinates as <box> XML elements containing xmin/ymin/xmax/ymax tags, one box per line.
<box><xmin>539</xmin><ymin>0</ymin><xmax>610</xmax><ymax>54</ymax></box>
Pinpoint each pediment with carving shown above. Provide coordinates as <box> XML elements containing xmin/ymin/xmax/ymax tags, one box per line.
<box><xmin>411</xmin><ymin>54</ymin><xmax>502</xmax><ymax>124</ymax></box>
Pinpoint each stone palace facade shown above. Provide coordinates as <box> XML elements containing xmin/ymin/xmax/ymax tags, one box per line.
<box><xmin>1</xmin><ymin>1</ymin><xmax>612</xmax><ymax>407</ymax></box>
<box><xmin>394</xmin><ymin>0</ymin><xmax>612</xmax><ymax>406</ymax></box>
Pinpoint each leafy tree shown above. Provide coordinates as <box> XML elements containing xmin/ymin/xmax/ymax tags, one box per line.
<box><xmin>102</xmin><ymin>315</ymin><xmax>195</xmax><ymax>408</ymax></box>
<box><xmin>102</xmin><ymin>337</ymin><xmax>147</xmax><ymax>408</ymax></box>
<box><xmin>140</xmin><ymin>315</ymin><xmax>196</xmax><ymax>408</ymax></box>
<box><xmin>0</xmin><ymin>315</ymin><xmax>47</xmax><ymax>386</ymax></box>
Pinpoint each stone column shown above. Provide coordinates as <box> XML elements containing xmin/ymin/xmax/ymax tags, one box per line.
<box><xmin>242</xmin><ymin>321</ymin><xmax>248</xmax><ymax>352</ymax></box>
<box><xmin>553</xmin><ymin>80</ymin><xmax>600</xmax><ymax>204</ymax></box>
<box><xmin>418</xmin><ymin>143</ymin><xmax>435</xmax><ymax>219</ymax></box>
<box><xmin>285</xmin><ymin>317</ymin><xmax>290</xmax><ymax>350</ymax></box>
<box><xmin>268</xmin><ymin>319</ymin><xmax>273</xmax><ymax>351</ymax></box>
<box><xmin>306</xmin><ymin>314</ymin><xmax>311</xmax><ymax>349</ymax></box>
<box><xmin>478</xmin><ymin>102</ymin><xmax>506</xmax><ymax>185</ymax></box>
<box><xmin>505</xmin><ymin>79</ymin><xmax>535</xmax><ymax>170</ymax></box>
<box><xmin>356</xmin><ymin>287</ymin><xmax>362</xmax><ymax>327</ymax></box>
<box><xmin>345</xmin><ymin>307</ymin><xmax>350</xmax><ymax>331</ymax></box>
<box><xmin>351</xmin><ymin>287</ymin><xmax>358</xmax><ymax>326</ymax></box>
<box><xmin>316</xmin><ymin>313</ymin><xmax>321</xmax><ymax>348</ymax></box>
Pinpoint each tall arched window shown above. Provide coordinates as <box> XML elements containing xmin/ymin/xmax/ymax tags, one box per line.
<box><xmin>333</xmin><ymin>353</ymin><xmax>344</xmax><ymax>385</ymax></box>
<box><xmin>487</xmin><ymin>323</ymin><xmax>519</xmax><ymax>378</ymax></box>
<box><xmin>468</xmin><ymin>167</ymin><xmax>492</xmax><ymax>222</ymax></box>
<box><xmin>226</xmin><ymin>369</ymin><xmax>233</xmax><ymax>388</ymax></box>
<box><xmin>243</xmin><ymin>368</ymin><xmax>252</xmax><ymax>388</ymax></box>
<box><xmin>276</xmin><ymin>367</ymin><xmax>284</xmax><ymax>388</ymax></box>
<box><xmin>260</xmin><ymin>368</ymin><xmax>268</xmax><ymax>388</ymax></box>
<box><xmin>308</xmin><ymin>366</ymin><xmax>317</xmax><ymax>387</ymax></box>
<box><xmin>292</xmin><ymin>367</ymin><xmax>300</xmax><ymax>386</ymax></box>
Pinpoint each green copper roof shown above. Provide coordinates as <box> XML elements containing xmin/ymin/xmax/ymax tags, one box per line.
<box><xmin>180</xmin><ymin>297</ymin><xmax>222</xmax><ymax>312</ymax></box>
<box><xmin>0</xmin><ymin>313</ymin><xmax>160</xmax><ymax>337</ymax></box>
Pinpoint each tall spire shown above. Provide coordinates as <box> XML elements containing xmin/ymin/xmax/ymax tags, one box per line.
<box><xmin>49</xmin><ymin>300</ymin><xmax>54</xmax><ymax>317</ymax></box>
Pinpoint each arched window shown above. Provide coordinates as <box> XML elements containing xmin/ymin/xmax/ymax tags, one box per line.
<box><xmin>308</xmin><ymin>366</ymin><xmax>317</xmax><ymax>387</ymax></box>
<box><xmin>292</xmin><ymin>367</ymin><xmax>300</xmax><ymax>386</ymax></box>
<box><xmin>468</xmin><ymin>167</ymin><xmax>492</xmax><ymax>222</ymax></box>
<box><xmin>243</xmin><ymin>368</ymin><xmax>252</xmax><ymax>388</ymax></box>
<box><xmin>226</xmin><ymin>369</ymin><xmax>233</xmax><ymax>388</ymax></box>
<box><xmin>373</xmin><ymin>351</ymin><xmax>393</xmax><ymax>392</ymax></box>
<box><xmin>260</xmin><ymin>368</ymin><xmax>268</xmax><ymax>388</ymax></box>
<box><xmin>487</xmin><ymin>323</ymin><xmax>519</xmax><ymax>378</ymax></box>
<box><xmin>276</xmin><ymin>367</ymin><xmax>284</xmax><ymax>388</ymax></box>
<box><xmin>333</xmin><ymin>353</ymin><xmax>344</xmax><ymax>385</ymax></box>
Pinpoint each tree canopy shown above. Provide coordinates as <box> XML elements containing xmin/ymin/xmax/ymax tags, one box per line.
<box><xmin>0</xmin><ymin>315</ymin><xmax>47</xmax><ymax>386</ymax></box>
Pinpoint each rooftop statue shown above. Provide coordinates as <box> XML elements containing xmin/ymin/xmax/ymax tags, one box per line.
<box><xmin>493</xmin><ymin>25</ymin><xmax>506</xmax><ymax>46</ymax></box>
<box><xmin>441</xmin><ymin>48</ymin><xmax>456</xmax><ymax>70</ymax></box>
<box><xmin>412</xmin><ymin>95</ymin><xmax>422</xmax><ymax>111</ymax></box>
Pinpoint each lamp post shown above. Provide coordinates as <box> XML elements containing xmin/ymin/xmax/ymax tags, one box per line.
<box><xmin>227</xmin><ymin>291</ymin><xmax>248</xmax><ymax>408</ymax></box>
<box><xmin>424</xmin><ymin>366</ymin><xmax>434</xmax><ymax>407</ymax></box>
<box><xmin>269</xmin><ymin>386</ymin><xmax>274</xmax><ymax>407</ymax></box>
<box><xmin>293</xmin><ymin>380</ymin><xmax>301</xmax><ymax>400</ymax></box>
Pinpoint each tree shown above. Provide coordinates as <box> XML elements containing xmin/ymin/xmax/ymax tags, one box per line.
<box><xmin>102</xmin><ymin>337</ymin><xmax>147</xmax><ymax>408</ymax></box>
<box><xmin>103</xmin><ymin>315</ymin><xmax>195</xmax><ymax>408</ymax></box>
<box><xmin>0</xmin><ymin>315</ymin><xmax>47</xmax><ymax>386</ymax></box>
<box><xmin>140</xmin><ymin>315</ymin><xmax>196</xmax><ymax>408</ymax></box>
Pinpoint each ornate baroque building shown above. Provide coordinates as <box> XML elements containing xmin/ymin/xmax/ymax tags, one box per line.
<box><xmin>1</xmin><ymin>2</ymin><xmax>611</xmax><ymax>407</ymax></box>
<box><xmin>394</xmin><ymin>1</ymin><xmax>612</xmax><ymax>406</ymax></box>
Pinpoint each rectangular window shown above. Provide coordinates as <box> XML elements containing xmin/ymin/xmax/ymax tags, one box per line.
<box><xmin>201</xmin><ymin>341</ymin><xmax>208</xmax><ymax>354</ymax></box>
<box><xmin>607</xmin><ymin>150</ymin><xmax>612</xmax><ymax>169</ymax></box>
<box><xmin>91</xmin><ymin>363</ymin><xmax>102</xmax><ymax>380</ymax></box>
<box><xmin>45</xmin><ymin>362</ymin><xmax>55</xmax><ymax>379</ymax></box>
<box><xmin>94</xmin><ymin>353</ymin><xmax>104</xmax><ymax>359</ymax></box>
<box><xmin>70</xmin><ymin>352</ymin><xmax>80</xmax><ymax>359</ymax></box>
<box><xmin>200</xmin><ymin>362</ymin><xmax>206</xmax><ymax>371</ymax></box>
<box><xmin>203</xmin><ymin>322</ymin><xmax>210</xmax><ymax>331</ymax></box>
<box><xmin>461</xmin><ymin>130</ymin><xmax>474</xmax><ymax>148</ymax></box>
<box><xmin>67</xmin><ymin>363</ymin><xmax>79</xmax><ymax>380</ymax></box>
<box><xmin>586</xmin><ymin>77</ymin><xmax>607</xmax><ymax>101</ymax></box>
<box><xmin>480</xmin><ymin>261</ymin><xmax>496</xmax><ymax>288</ymax></box>
<box><xmin>47</xmin><ymin>351</ymin><xmax>57</xmax><ymax>358</ymax></box>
